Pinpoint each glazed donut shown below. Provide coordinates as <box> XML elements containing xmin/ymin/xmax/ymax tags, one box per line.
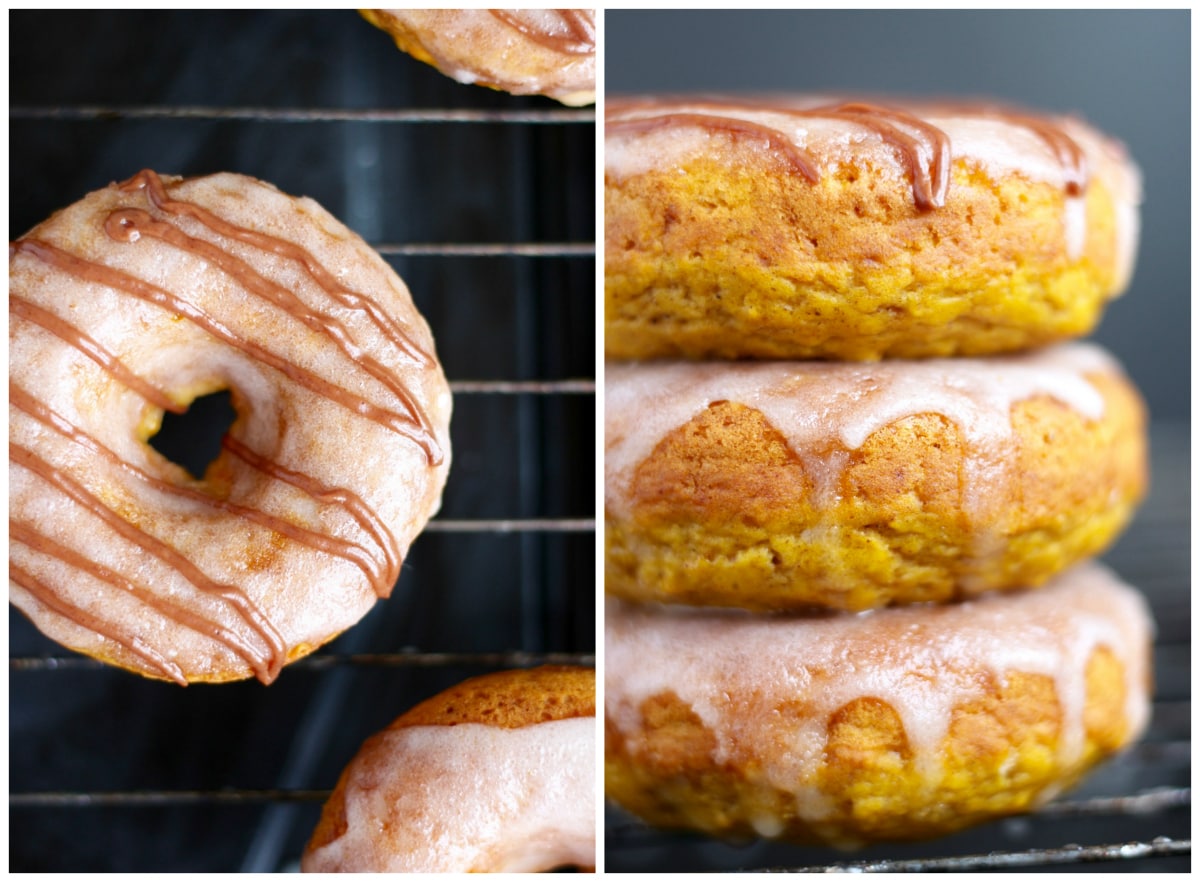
<box><xmin>606</xmin><ymin>94</ymin><xmax>1142</xmax><ymax>360</ymax></box>
<box><xmin>606</xmin><ymin>342</ymin><xmax>1146</xmax><ymax>612</ymax></box>
<box><xmin>606</xmin><ymin>562</ymin><xmax>1154</xmax><ymax>847</ymax></box>
<box><xmin>9</xmin><ymin>169</ymin><xmax>452</xmax><ymax>685</ymax></box>
<box><xmin>302</xmin><ymin>666</ymin><xmax>596</xmax><ymax>873</ymax></box>
<box><xmin>361</xmin><ymin>9</ymin><xmax>596</xmax><ymax>107</ymax></box>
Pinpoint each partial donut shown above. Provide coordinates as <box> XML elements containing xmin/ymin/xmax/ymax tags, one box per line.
<box><xmin>606</xmin><ymin>95</ymin><xmax>1142</xmax><ymax>360</ymax></box>
<box><xmin>362</xmin><ymin>9</ymin><xmax>596</xmax><ymax>107</ymax></box>
<box><xmin>302</xmin><ymin>666</ymin><xmax>596</xmax><ymax>873</ymax></box>
<box><xmin>606</xmin><ymin>342</ymin><xmax>1146</xmax><ymax>612</ymax></box>
<box><xmin>9</xmin><ymin>169</ymin><xmax>452</xmax><ymax>685</ymax></box>
<box><xmin>606</xmin><ymin>563</ymin><xmax>1154</xmax><ymax>847</ymax></box>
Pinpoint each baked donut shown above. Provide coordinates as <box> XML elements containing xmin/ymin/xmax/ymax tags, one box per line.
<box><xmin>361</xmin><ymin>9</ymin><xmax>596</xmax><ymax>107</ymax></box>
<box><xmin>606</xmin><ymin>342</ymin><xmax>1146</xmax><ymax>612</ymax></box>
<box><xmin>606</xmin><ymin>95</ymin><xmax>1142</xmax><ymax>360</ymax></box>
<box><xmin>606</xmin><ymin>562</ymin><xmax>1153</xmax><ymax>847</ymax></box>
<box><xmin>302</xmin><ymin>666</ymin><xmax>596</xmax><ymax>873</ymax></box>
<box><xmin>9</xmin><ymin>169</ymin><xmax>452</xmax><ymax>685</ymax></box>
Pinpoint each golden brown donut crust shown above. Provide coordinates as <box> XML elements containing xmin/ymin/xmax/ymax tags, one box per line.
<box><xmin>605</xmin><ymin>96</ymin><xmax>1141</xmax><ymax>360</ymax></box>
<box><xmin>606</xmin><ymin>363</ymin><xmax>1146</xmax><ymax>612</ymax></box>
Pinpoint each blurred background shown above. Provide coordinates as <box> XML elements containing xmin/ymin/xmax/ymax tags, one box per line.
<box><xmin>10</xmin><ymin>9</ymin><xmax>595</xmax><ymax>872</ymax></box>
<box><xmin>605</xmin><ymin>9</ymin><xmax>1189</xmax><ymax>873</ymax></box>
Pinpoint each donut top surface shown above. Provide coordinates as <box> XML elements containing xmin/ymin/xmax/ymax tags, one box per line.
<box><xmin>606</xmin><ymin>562</ymin><xmax>1153</xmax><ymax>804</ymax></box>
<box><xmin>606</xmin><ymin>342</ymin><xmax>1121</xmax><ymax>523</ymax></box>
<box><xmin>10</xmin><ymin>170</ymin><xmax>452</xmax><ymax>684</ymax></box>
<box><xmin>606</xmin><ymin>94</ymin><xmax>1141</xmax><ymax>272</ymax></box>
<box><xmin>303</xmin><ymin>667</ymin><xmax>596</xmax><ymax>873</ymax></box>
<box><xmin>363</xmin><ymin>9</ymin><xmax>596</xmax><ymax>106</ymax></box>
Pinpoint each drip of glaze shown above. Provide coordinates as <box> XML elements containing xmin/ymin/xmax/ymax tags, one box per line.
<box><xmin>605</xmin><ymin>563</ymin><xmax>1153</xmax><ymax>828</ymax></box>
<box><xmin>605</xmin><ymin>344</ymin><xmax>1115</xmax><ymax>525</ymax></box>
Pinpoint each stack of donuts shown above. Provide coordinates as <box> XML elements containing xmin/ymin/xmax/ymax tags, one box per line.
<box><xmin>603</xmin><ymin>95</ymin><xmax>1153</xmax><ymax>847</ymax></box>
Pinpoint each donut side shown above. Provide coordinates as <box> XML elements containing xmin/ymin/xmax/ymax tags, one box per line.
<box><xmin>605</xmin><ymin>346</ymin><xmax>1146</xmax><ymax>612</ymax></box>
<box><xmin>361</xmin><ymin>9</ymin><xmax>596</xmax><ymax>106</ymax></box>
<box><xmin>303</xmin><ymin>666</ymin><xmax>596</xmax><ymax>873</ymax></box>
<box><xmin>605</xmin><ymin>98</ymin><xmax>1141</xmax><ymax>360</ymax></box>
<box><xmin>605</xmin><ymin>565</ymin><xmax>1153</xmax><ymax>846</ymax></box>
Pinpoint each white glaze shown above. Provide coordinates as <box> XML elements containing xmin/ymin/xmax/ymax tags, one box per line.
<box><xmin>9</xmin><ymin>172</ymin><xmax>452</xmax><ymax>683</ymax></box>
<box><xmin>373</xmin><ymin>10</ymin><xmax>596</xmax><ymax>106</ymax></box>
<box><xmin>606</xmin><ymin>97</ymin><xmax>1142</xmax><ymax>276</ymax></box>
<box><xmin>606</xmin><ymin>562</ymin><xmax>1153</xmax><ymax>820</ymax></box>
<box><xmin>605</xmin><ymin>342</ymin><xmax>1119</xmax><ymax>525</ymax></box>
<box><xmin>301</xmin><ymin>717</ymin><xmax>595</xmax><ymax>873</ymax></box>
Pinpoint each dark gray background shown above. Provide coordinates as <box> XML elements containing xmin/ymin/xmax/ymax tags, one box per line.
<box><xmin>606</xmin><ymin>9</ymin><xmax>1189</xmax><ymax>424</ymax></box>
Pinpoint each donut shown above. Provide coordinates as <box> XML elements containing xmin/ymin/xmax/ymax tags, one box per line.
<box><xmin>606</xmin><ymin>94</ymin><xmax>1142</xmax><ymax>360</ymax></box>
<box><xmin>606</xmin><ymin>342</ymin><xmax>1146</xmax><ymax>612</ymax></box>
<box><xmin>302</xmin><ymin>666</ymin><xmax>596</xmax><ymax>873</ymax></box>
<box><xmin>9</xmin><ymin>169</ymin><xmax>452</xmax><ymax>685</ymax></box>
<box><xmin>605</xmin><ymin>562</ymin><xmax>1154</xmax><ymax>847</ymax></box>
<box><xmin>361</xmin><ymin>9</ymin><xmax>596</xmax><ymax>107</ymax></box>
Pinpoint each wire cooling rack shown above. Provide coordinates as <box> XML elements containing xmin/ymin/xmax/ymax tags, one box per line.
<box><xmin>9</xmin><ymin>10</ymin><xmax>595</xmax><ymax>872</ymax></box>
<box><xmin>604</xmin><ymin>422</ymin><xmax>1190</xmax><ymax>873</ymax></box>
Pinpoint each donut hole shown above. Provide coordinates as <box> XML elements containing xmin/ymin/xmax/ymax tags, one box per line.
<box><xmin>147</xmin><ymin>388</ymin><xmax>236</xmax><ymax>481</ymax></box>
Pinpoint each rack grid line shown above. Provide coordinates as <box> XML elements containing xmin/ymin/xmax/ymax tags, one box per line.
<box><xmin>10</xmin><ymin>105</ymin><xmax>595</xmax><ymax>125</ymax></box>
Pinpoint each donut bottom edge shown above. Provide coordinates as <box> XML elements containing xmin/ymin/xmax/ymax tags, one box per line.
<box><xmin>604</xmin><ymin>580</ymin><xmax>1152</xmax><ymax>848</ymax></box>
<box><xmin>606</xmin><ymin>646</ymin><xmax>1136</xmax><ymax>847</ymax></box>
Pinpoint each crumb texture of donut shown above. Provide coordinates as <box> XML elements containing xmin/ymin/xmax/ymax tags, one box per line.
<box><xmin>362</xmin><ymin>9</ymin><xmax>596</xmax><ymax>106</ymax></box>
<box><xmin>605</xmin><ymin>96</ymin><xmax>1141</xmax><ymax>360</ymax></box>
<box><xmin>604</xmin><ymin>565</ymin><xmax>1153</xmax><ymax>846</ymax></box>
<box><xmin>9</xmin><ymin>170</ymin><xmax>452</xmax><ymax>685</ymax></box>
<box><xmin>605</xmin><ymin>345</ymin><xmax>1146</xmax><ymax>612</ymax></box>
<box><xmin>303</xmin><ymin>666</ymin><xmax>596</xmax><ymax>873</ymax></box>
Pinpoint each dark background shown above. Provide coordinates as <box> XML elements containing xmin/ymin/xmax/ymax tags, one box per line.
<box><xmin>604</xmin><ymin>9</ymin><xmax>1189</xmax><ymax>873</ymax></box>
<box><xmin>9</xmin><ymin>9</ymin><xmax>595</xmax><ymax>872</ymax></box>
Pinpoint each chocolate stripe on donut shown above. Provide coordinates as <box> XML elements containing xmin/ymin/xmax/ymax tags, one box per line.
<box><xmin>123</xmin><ymin>169</ymin><xmax>432</xmax><ymax>369</ymax></box>
<box><xmin>10</xmin><ymin>385</ymin><xmax>386</xmax><ymax>591</ymax></box>
<box><xmin>607</xmin><ymin>113</ymin><xmax>820</xmax><ymax>182</ymax></box>
<box><xmin>10</xmin><ymin>557</ymin><xmax>188</xmax><ymax>686</ymax></box>
<box><xmin>608</xmin><ymin>98</ymin><xmax>1087</xmax><ymax>210</ymax></box>
<box><xmin>223</xmin><ymin>434</ymin><xmax>402</xmax><ymax>594</ymax></box>
<box><xmin>12</xmin><ymin>238</ymin><xmax>442</xmax><ymax>465</ymax></box>
<box><xmin>825</xmin><ymin>102</ymin><xmax>951</xmax><ymax>210</ymax></box>
<box><xmin>10</xmin><ymin>442</ymin><xmax>286</xmax><ymax>684</ymax></box>
<box><xmin>103</xmin><ymin>206</ymin><xmax>440</xmax><ymax>466</ymax></box>
<box><xmin>10</xmin><ymin>521</ymin><xmax>269</xmax><ymax>687</ymax></box>
<box><xmin>489</xmin><ymin>10</ymin><xmax>596</xmax><ymax>55</ymax></box>
<box><xmin>9</xmin><ymin>295</ymin><xmax>183</xmax><ymax>415</ymax></box>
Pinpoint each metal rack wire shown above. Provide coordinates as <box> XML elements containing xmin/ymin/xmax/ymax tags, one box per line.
<box><xmin>9</xmin><ymin>10</ymin><xmax>594</xmax><ymax>873</ymax></box>
<box><xmin>604</xmin><ymin>422</ymin><xmax>1191</xmax><ymax>873</ymax></box>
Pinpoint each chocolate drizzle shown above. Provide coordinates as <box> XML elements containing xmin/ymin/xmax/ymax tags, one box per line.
<box><xmin>11</xmin><ymin>385</ymin><xmax>386</xmax><ymax>589</ymax></box>
<box><xmin>489</xmin><ymin>10</ymin><xmax>595</xmax><ymax>56</ymax></box>
<box><xmin>608</xmin><ymin>97</ymin><xmax>1088</xmax><ymax>211</ymax></box>
<box><xmin>10</xmin><ymin>441</ymin><xmax>287</xmax><ymax>684</ymax></box>
<box><xmin>8</xmin><ymin>170</ymin><xmax>446</xmax><ymax>683</ymax></box>
<box><xmin>10</xmin><ymin>553</ymin><xmax>188</xmax><ymax>687</ymax></box>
